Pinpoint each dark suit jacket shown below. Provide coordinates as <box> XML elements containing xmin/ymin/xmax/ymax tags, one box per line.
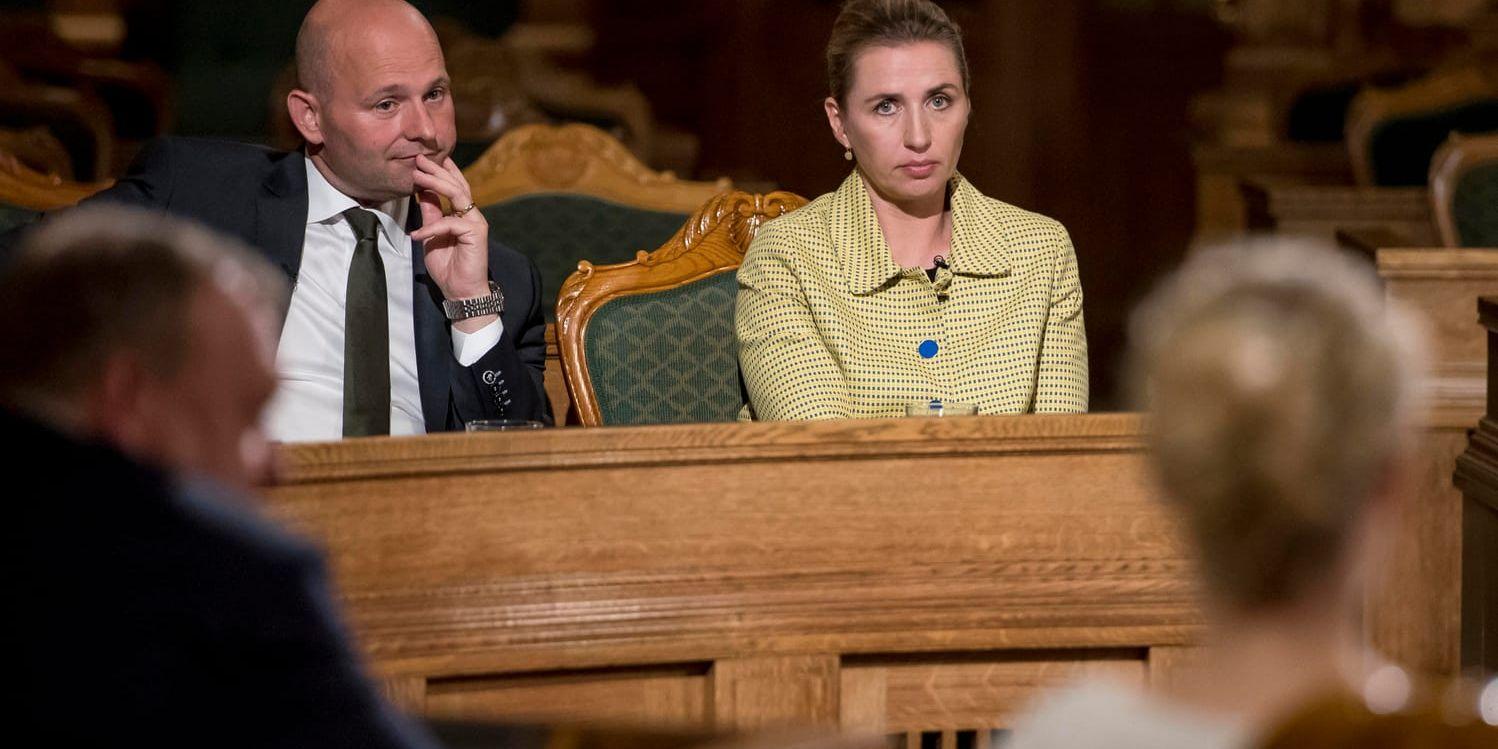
<box><xmin>83</xmin><ymin>136</ymin><xmax>550</xmax><ymax>430</ymax></box>
<box><xmin>8</xmin><ymin>408</ymin><xmax>437</xmax><ymax>747</ymax></box>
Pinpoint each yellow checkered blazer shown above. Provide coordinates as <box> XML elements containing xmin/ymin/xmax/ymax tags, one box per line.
<box><xmin>736</xmin><ymin>171</ymin><xmax>1088</xmax><ymax>420</ymax></box>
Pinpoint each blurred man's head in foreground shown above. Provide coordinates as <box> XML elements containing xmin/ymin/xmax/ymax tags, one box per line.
<box><xmin>0</xmin><ymin>206</ymin><xmax>288</xmax><ymax>489</ymax></box>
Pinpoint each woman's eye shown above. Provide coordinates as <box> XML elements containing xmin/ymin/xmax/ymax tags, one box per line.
<box><xmin>931</xmin><ymin>95</ymin><xmax>950</xmax><ymax>109</ymax></box>
<box><xmin>874</xmin><ymin>100</ymin><xmax>896</xmax><ymax>115</ymax></box>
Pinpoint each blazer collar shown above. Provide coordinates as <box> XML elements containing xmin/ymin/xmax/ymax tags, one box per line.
<box><xmin>835</xmin><ymin>170</ymin><xmax>1012</xmax><ymax>295</ymax></box>
<box><xmin>255</xmin><ymin>151</ymin><xmax>309</xmax><ymax>285</ymax></box>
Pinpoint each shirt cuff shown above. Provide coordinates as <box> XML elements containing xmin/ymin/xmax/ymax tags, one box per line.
<box><xmin>451</xmin><ymin>318</ymin><xmax>504</xmax><ymax>367</ymax></box>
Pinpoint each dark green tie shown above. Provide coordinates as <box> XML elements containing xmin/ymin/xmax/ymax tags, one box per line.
<box><xmin>342</xmin><ymin>208</ymin><xmax>390</xmax><ymax>437</ymax></box>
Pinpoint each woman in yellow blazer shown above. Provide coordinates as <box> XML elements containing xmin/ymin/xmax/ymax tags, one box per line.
<box><xmin>736</xmin><ymin>0</ymin><xmax>1088</xmax><ymax>420</ymax></box>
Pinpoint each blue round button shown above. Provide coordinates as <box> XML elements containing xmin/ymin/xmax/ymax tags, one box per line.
<box><xmin>918</xmin><ymin>339</ymin><xmax>939</xmax><ymax>359</ymax></box>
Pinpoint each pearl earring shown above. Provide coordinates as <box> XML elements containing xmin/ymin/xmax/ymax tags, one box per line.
<box><xmin>844</xmin><ymin>148</ymin><xmax>853</xmax><ymax>161</ymax></box>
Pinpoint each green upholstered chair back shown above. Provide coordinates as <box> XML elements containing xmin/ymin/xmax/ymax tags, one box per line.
<box><xmin>1365</xmin><ymin>99</ymin><xmax>1498</xmax><ymax>186</ymax></box>
<box><xmin>460</xmin><ymin>124</ymin><xmax>733</xmax><ymax>323</ymax></box>
<box><xmin>1431</xmin><ymin>132</ymin><xmax>1498</xmax><ymax>247</ymax></box>
<box><xmin>0</xmin><ymin>202</ymin><xmax>39</xmax><ymax>234</ymax></box>
<box><xmin>1347</xmin><ymin>68</ymin><xmax>1498</xmax><ymax>187</ymax></box>
<box><xmin>581</xmin><ymin>270</ymin><xmax>742</xmax><ymax>425</ymax></box>
<box><xmin>1453</xmin><ymin>163</ymin><xmax>1498</xmax><ymax>247</ymax></box>
<box><xmin>555</xmin><ymin>190</ymin><xmax>808</xmax><ymax>427</ymax></box>
<box><xmin>481</xmin><ymin>194</ymin><xmax>688</xmax><ymax>322</ymax></box>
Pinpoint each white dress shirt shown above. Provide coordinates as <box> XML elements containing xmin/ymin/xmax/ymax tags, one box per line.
<box><xmin>264</xmin><ymin>157</ymin><xmax>502</xmax><ymax>442</ymax></box>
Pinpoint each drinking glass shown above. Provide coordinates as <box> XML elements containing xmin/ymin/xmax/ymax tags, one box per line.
<box><xmin>905</xmin><ymin>399</ymin><xmax>979</xmax><ymax>417</ymax></box>
<box><xmin>465</xmin><ymin>419</ymin><xmax>546</xmax><ymax>431</ymax></box>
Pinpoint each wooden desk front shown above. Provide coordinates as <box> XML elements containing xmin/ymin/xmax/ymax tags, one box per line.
<box><xmin>265</xmin><ymin>411</ymin><xmax>1476</xmax><ymax>734</ymax></box>
<box><xmin>266</xmin><ymin>415</ymin><xmax>1198</xmax><ymax>738</ymax></box>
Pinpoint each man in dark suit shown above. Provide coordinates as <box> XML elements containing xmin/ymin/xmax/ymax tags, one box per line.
<box><xmin>5</xmin><ymin>206</ymin><xmax>437</xmax><ymax>747</ymax></box>
<box><xmin>79</xmin><ymin>0</ymin><xmax>548</xmax><ymax>439</ymax></box>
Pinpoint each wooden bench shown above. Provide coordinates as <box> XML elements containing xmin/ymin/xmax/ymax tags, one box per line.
<box><xmin>1240</xmin><ymin>178</ymin><xmax>1435</xmax><ymax>245</ymax></box>
<box><xmin>1191</xmin><ymin>142</ymin><xmax>1351</xmax><ymax>243</ymax></box>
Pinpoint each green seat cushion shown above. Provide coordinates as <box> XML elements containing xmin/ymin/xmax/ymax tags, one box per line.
<box><xmin>1454</xmin><ymin>162</ymin><xmax>1498</xmax><ymax>247</ymax></box>
<box><xmin>0</xmin><ymin>203</ymin><xmax>40</xmax><ymax>235</ymax></box>
<box><xmin>482</xmin><ymin>194</ymin><xmax>689</xmax><ymax>322</ymax></box>
<box><xmin>1367</xmin><ymin>99</ymin><xmax>1498</xmax><ymax>186</ymax></box>
<box><xmin>583</xmin><ymin>271</ymin><xmax>744</xmax><ymax>425</ymax></box>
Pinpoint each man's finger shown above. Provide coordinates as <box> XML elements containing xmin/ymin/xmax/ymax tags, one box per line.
<box><xmin>413</xmin><ymin>169</ymin><xmax>469</xmax><ymax>207</ymax></box>
<box><xmin>443</xmin><ymin>157</ymin><xmax>472</xmax><ymax>189</ymax></box>
<box><xmin>410</xmin><ymin>216</ymin><xmax>474</xmax><ymax>242</ymax></box>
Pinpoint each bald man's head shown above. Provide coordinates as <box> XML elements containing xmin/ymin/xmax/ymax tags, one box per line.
<box><xmin>294</xmin><ymin>0</ymin><xmax>438</xmax><ymax>97</ymax></box>
<box><xmin>286</xmin><ymin>0</ymin><xmax>456</xmax><ymax>204</ymax></box>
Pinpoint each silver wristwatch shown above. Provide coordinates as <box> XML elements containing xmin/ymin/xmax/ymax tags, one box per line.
<box><xmin>442</xmin><ymin>281</ymin><xmax>505</xmax><ymax>321</ymax></box>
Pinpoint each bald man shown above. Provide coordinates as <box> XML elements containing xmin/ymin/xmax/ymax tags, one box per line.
<box><xmin>73</xmin><ymin>0</ymin><xmax>549</xmax><ymax>440</ymax></box>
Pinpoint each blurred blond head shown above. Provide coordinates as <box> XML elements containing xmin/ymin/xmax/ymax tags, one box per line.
<box><xmin>1128</xmin><ymin>238</ymin><xmax>1426</xmax><ymax>611</ymax></box>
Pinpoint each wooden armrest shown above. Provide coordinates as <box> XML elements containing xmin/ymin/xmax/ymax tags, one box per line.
<box><xmin>0</xmin><ymin>82</ymin><xmax>114</xmax><ymax>180</ymax></box>
<box><xmin>1335</xmin><ymin>227</ymin><xmax>1418</xmax><ymax>260</ymax></box>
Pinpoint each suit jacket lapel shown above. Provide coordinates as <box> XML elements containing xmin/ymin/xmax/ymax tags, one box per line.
<box><xmin>407</xmin><ymin>200</ymin><xmax>452</xmax><ymax>432</ymax></box>
<box><xmin>255</xmin><ymin>154</ymin><xmax>309</xmax><ymax>305</ymax></box>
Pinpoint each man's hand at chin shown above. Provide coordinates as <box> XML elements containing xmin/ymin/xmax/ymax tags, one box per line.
<box><xmin>410</xmin><ymin>154</ymin><xmax>491</xmax><ymax>302</ymax></box>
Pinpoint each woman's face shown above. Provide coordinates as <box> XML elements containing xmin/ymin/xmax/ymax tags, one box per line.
<box><xmin>826</xmin><ymin>41</ymin><xmax>969</xmax><ymax>211</ymax></box>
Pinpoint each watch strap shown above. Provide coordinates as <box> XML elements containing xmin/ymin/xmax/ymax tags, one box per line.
<box><xmin>443</xmin><ymin>281</ymin><xmax>504</xmax><ymax>321</ymax></box>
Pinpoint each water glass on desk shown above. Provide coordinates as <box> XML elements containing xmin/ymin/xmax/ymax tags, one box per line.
<box><xmin>905</xmin><ymin>399</ymin><xmax>978</xmax><ymax>417</ymax></box>
<box><xmin>465</xmin><ymin>419</ymin><xmax>546</xmax><ymax>432</ymax></box>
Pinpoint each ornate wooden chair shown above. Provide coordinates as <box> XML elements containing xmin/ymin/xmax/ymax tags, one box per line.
<box><xmin>0</xmin><ymin>147</ymin><xmax>110</xmax><ymax>233</ymax></box>
<box><xmin>463</xmin><ymin>123</ymin><xmax>731</xmax><ymax>323</ymax></box>
<box><xmin>1430</xmin><ymin>131</ymin><xmax>1498</xmax><ymax>247</ymax></box>
<box><xmin>555</xmin><ymin>190</ymin><xmax>806</xmax><ymax>426</ymax></box>
<box><xmin>0</xmin><ymin>126</ymin><xmax>75</xmax><ymax>179</ymax></box>
<box><xmin>1345</xmin><ymin>66</ymin><xmax>1498</xmax><ymax>186</ymax></box>
<box><xmin>0</xmin><ymin>62</ymin><xmax>115</xmax><ymax>182</ymax></box>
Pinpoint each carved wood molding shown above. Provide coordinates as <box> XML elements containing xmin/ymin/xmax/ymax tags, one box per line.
<box><xmin>1457</xmin><ymin>297</ymin><xmax>1498</xmax><ymax>514</ymax></box>
<box><xmin>0</xmin><ymin>126</ymin><xmax>73</xmax><ymax>178</ymax></box>
<box><xmin>1245</xmin><ymin>182</ymin><xmax>1432</xmax><ymax>221</ymax></box>
<box><xmin>1346</xmin><ymin>66</ymin><xmax>1498</xmax><ymax>186</ymax></box>
<box><xmin>1429</xmin><ymin>131</ymin><xmax>1498</xmax><ymax>247</ymax></box>
<box><xmin>0</xmin><ymin>147</ymin><xmax>110</xmax><ymax>210</ymax></box>
<box><xmin>1375</xmin><ymin>247</ymin><xmax>1498</xmax><ymax>423</ymax></box>
<box><xmin>1376</xmin><ymin>247</ymin><xmax>1498</xmax><ymax>276</ymax></box>
<box><xmin>463</xmin><ymin>123</ymin><xmax>731</xmax><ymax>212</ymax></box>
<box><xmin>551</xmin><ymin>190</ymin><xmax>807</xmax><ymax>426</ymax></box>
<box><xmin>278</xmin><ymin>412</ymin><xmax>1145</xmax><ymax>483</ymax></box>
<box><xmin>1456</xmin><ymin>417</ymin><xmax>1498</xmax><ymax>512</ymax></box>
<box><xmin>335</xmin><ymin>559</ymin><xmax>1201</xmax><ymax>676</ymax></box>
